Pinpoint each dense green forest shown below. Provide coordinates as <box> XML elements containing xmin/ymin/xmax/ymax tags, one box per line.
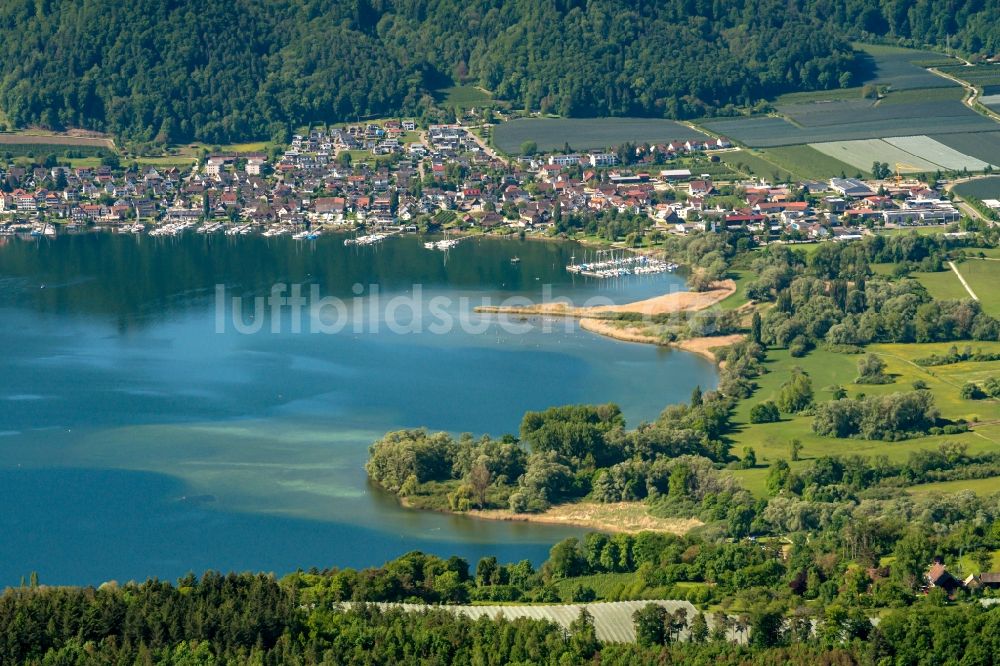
<box><xmin>1</xmin><ymin>0</ymin><xmax>998</xmax><ymax>143</ymax></box>
<box><xmin>5</xmin><ymin>555</ymin><xmax>1000</xmax><ymax>665</ymax></box>
<box><xmin>0</xmin><ymin>0</ymin><xmax>857</xmax><ymax>143</ymax></box>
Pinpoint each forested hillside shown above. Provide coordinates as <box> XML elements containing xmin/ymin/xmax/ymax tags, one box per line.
<box><xmin>0</xmin><ymin>0</ymin><xmax>997</xmax><ymax>143</ymax></box>
<box><xmin>0</xmin><ymin>0</ymin><xmax>856</xmax><ymax>143</ymax></box>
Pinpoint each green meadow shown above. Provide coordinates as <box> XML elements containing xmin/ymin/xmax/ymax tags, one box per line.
<box><xmin>727</xmin><ymin>342</ymin><xmax>1000</xmax><ymax>497</ymax></box>
<box><xmin>912</xmin><ymin>270</ymin><xmax>970</xmax><ymax>301</ymax></box>
<box><xmin>720</xmin><ymin>150</ymin><xmax>792</xmax><ymax>181</ymax></box>
<box><xmin>763</xmin><ymin>145</ymin><xmax>865</xmax><ymax>180</ymax></box>
<box><xmin>953</xmin><ymin>259</ymin><xmax>1000</xmax><ymax>315</ymax></box>
<box><xmin>436</xmin><ymin>85</ymin><xmax>497</xmax><ymax>110</ymax></box>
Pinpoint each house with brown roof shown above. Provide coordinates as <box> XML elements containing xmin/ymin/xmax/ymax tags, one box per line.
<box><xmin>926</xmin><ymin>559</ymin><xmax>963</xmax><ymax>595</ymax></box>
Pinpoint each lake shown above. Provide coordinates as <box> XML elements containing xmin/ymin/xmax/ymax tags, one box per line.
<box><xmin>0</xmin><ymin>232</ymin><xmax>717</xmax><ymax>586</ymax></box>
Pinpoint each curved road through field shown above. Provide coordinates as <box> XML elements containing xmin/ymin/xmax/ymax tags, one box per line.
<box><xmin>928</xmin><ymin>66</ymin><xmax>1000</xmax><ymax>124</ymax></box>
<box><xmin>943</xmin><ymin>175</ymin><xmax>997</xmax><ymax>224</ymax></box>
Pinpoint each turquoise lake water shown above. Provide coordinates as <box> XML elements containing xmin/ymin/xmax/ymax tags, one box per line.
<box><xmin>0</xmin><ymin>232</ymin><xmax>717</xmax><ymax>585</ymax></box>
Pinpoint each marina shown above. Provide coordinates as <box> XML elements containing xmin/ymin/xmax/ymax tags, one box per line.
<box><xmin>0</xmin><ymin>220</ymin><xmax>333</xmax><ymax>240</ymax></box>
<box><xmin>566</xmin><ymin>251</ymin><xmax>677</xmax><ymax>278</ymax></box>
<box><xmin>0</xmin><ymin>223</ymin><xmax>677</xmax><ymax>283</ymax></box>
<box><xmin>148</xmin><ymin>220</ymin><xmax>197</xmax><ymax>237</ymax></box>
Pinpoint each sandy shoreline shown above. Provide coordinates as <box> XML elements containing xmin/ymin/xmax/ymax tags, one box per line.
<box><xmin>475</xmin><ymin>279</ymin><xmax>736</xmax><ymax>318</ymax></box>
<box><xmin>475</xmin><ymin>279</ymin><xmax>741</xmax><ymax>358</ymax></box>
<box><xmin>466</xmin><ymin>501</ymin><xmax>703</xmax><ymax>535</ymax></box>
<box><xmin>578</xmin><ymin>318</ymin><xmax>744</xmax><ymax>361</ymax></box>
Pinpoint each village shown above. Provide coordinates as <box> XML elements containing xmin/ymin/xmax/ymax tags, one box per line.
<box><xmin>0</xmin><ymin>119</ymin><xmax>973</xmax><ymax>247</ymax></box>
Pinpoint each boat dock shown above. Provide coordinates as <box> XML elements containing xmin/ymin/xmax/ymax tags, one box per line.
<box><xmin>566</xmin><ymin>251</ymin><xmax>677</xmax><ymax>278</ymax></box>
<box><xmin>344</xmin><ymin>232</ymin><xmax>389</xmax><ymax>246</ymax></box>
<box><xmin>423</xmin><ymin>237</ymin><xmax>461</xmax><ymax>251</ymax></box>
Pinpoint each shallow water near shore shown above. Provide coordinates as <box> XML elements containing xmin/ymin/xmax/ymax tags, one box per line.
<box><xmin>0</xmin><ymin>232</ymin><xmax>717</xmax><ymax>585</ymax></box>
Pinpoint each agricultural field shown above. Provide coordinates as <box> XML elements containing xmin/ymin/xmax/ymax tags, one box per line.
<box><xmin>719</xmin><ymin>150</ymin><xmax>792</xmax><ymax>182</ymax></box>
<box><xmin>807</xmin><ymin>135</ymin><xmax>992</xmax><ymax>173</ymax></box>
<box><xmin>132</xmin><ymin>155</ymin><xmax>199</xmax><ymax>168</ymax></box>
<box><xmin>934</xmin><ymin>132</ymin><xmax>1000</xmax><ymax>165</ymax></box>
<box><xmin>876</xmin><ymin>86</ymin><xmax>967</xmax><ymax>106</ymax></box>
<box><xmin>722</xmin><ymin>145</ymin><xmax>861</xmax><ymax>181</ymax></box>
<box><xmin>883</xmin><ymin>135</ymin><xmax>992</xmax><ymax>170</ymax></box>
<box><xmin>493</xmin><ymin>117</ymin><xmax>706</xmax><ymax>153</ymax></box>
<box><xmin>0</xmin><ymin>142</ymin><xmax>112</xmax><ymax>159</ymax></box>
<box><xmin>952</xmin><ymin>176</ymin><xmax>1000</xmax><ymax>202</ymax></box>
<box><xmin>699</xmin><ymin>46</ymin><xmax>1000</xmax><ymax>153</ymax></box>
<box><xmin>762</xmin><ymin>144</ymin><xmax>867</xmax><ymax>179</ymax></box>
<box><xmin>0</xmin><ymin>132</ymin><xmax>115</xmax><ymax>149</ymax></box>
<box><xmin>700</xmin><ymin>109</ymin><xmax>996</xmax><ymax>148</ymax></box>
<box><xmin>774</xmin><ymin>87</ymin><xmax>868</xmax><ymax>105</ymax></box>
<box><xmin>220</xmin><ymin>141</ymin><xmax>269</xmax><ymax>153</ymax></box>
<box><xmin>907</xmin><ymin>476</ymin><xmax>1000</xmax><ymax>497</ymax></box>
<box><xmin>673</xmin><ymin>156</ymin><xmax>739</xmax><ymax>180</ymax></box>
<box><xmin>552</xmin><ymin>572</ymin><xmax>650</xmax><ymax>601</ymax></box>
<box><xmin>853</xmin><ymin>43</ymin><xmax>958</xmax><ymax>90</ymax></box>
<box><xmin>0</xmin><ymin>131</ymin><xmax>116</xmax><ymax>159</ymax></box>
<box><xmin>937</xmin><ymin>64</ymin><xmax>1000</xmax><ymax>89</ymax></box>
<box><xmin>778</xmin><ymin>90</ymin><xmax>964</xmax><ymax>128</ymax></box>
<box><xmin>809</xmin><ymin>139</ymin><xmax>940</xmax><ymax>173</ymax></box>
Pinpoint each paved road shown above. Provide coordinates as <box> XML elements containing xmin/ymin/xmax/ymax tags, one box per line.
<box><xmin>464</xmin><ymin>124</ymin><xmax>507</xmax><ymax>163</ymax></box>
<box><xmin>944</xmin><ymin>176</ymin><xmax>997</xmax><ymax>224</ymax></box>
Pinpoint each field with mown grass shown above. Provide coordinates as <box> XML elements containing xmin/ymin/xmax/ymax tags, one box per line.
<box><xmin>719</xmin><ymin>150</ymin><xmax>792</xmax><ymax>181</ymax></box>
<box><xmin>907</xmin><ymin>476</ymin><xmax>1000</xmax><ymax>497</ymax></box>
<box><xmin>911</xmin><ymin>269</ymin><xmax>970</xmax><ymax>301</ymax></box>
<box><xmin>952</xmin><ymin>259</ymin><xmax>1000</xmax><ymax>316</ymax></box>
<box><xmin>717</xmin><ymin>269</ymin><xmax>753</xmax><ymax>311</ymax></box>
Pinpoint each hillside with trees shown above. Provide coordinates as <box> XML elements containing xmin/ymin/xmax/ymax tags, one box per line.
<box><xmin>0</xmin><ymin>0</ymin><xmax>857</xmax><ymax>143</ymax></box>
<box><xmin>5</xmin><ymin>549</ymin><xmax>1000</xmax><ymax>664</ymax></box>
<box><xmin>2</xmin><ymin>1</ymin><xmax>998</xmax><ymax>144</ymax></box>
